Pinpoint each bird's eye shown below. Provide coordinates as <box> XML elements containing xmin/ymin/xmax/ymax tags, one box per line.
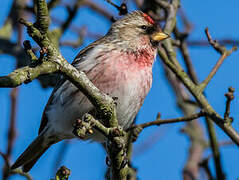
<box><xmin>141</xmin><ymin>25</ymin><xmax>147</xmax><ymax>30</ymax></box>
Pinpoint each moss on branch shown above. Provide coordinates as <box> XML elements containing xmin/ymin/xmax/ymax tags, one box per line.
<box><xmin>35</xmin><ymin>0</ymin><xmax>50</xmax><ymax>34</ymax></box>
<box><xmin>0</xmin><ymin>61</ymin><xmax>58</xmax><ymax>87</ymax></box>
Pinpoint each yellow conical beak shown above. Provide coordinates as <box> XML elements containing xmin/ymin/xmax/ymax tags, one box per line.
<box><xmin>151</xmin><ymin>31</ymin><xmax>170</xmax><ymax>42</ymax></box>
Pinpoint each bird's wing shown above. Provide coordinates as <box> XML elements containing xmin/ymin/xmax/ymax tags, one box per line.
<box><xmin>38</xmin><ymin>37</ymin><xmax>105</xmax><ymax>134</ymax></box>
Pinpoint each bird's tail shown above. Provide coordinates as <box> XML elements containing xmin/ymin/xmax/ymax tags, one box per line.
<box><xmin>11</xmin><ymin>133</ymin><xmax>51</xmax><ymax>172</ymax></box>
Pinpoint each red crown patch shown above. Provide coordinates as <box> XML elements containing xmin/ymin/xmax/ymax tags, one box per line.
<box><xmin>142</xmin><ymin>13</ymin><xmax>155</xmax><ymax>25</ymax></box>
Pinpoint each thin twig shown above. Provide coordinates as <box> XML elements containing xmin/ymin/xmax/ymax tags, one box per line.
<box><xmin>106</xmin><ymin>0</ymin><xmax>128</xmax><ymax>15</ymax></box>
<box><xmin>174</xmin><ymin>27</ymin><xmax>199</xmax><ymax>84</ymax></box>
<box><xmin>155</xmin><ymin>0</ymin><xmax>170</xmax><ymax>9</ymax></box>
<box><xmin>60</xmin><ymin>3</ymin><xmax>79</xmax><ymax>34</ymax></box>
<box><xmin>172</xmin><ymin>23</ymin><xmax>206</xmax><ymax>179</ymax></box>
<box><xmin>187</xmin><ymin>39</ymin><xmax>239</xmax><ymax>47</ymax></box>
<box><xmin>224</xmin><ymin>87</ymin><xmax>235</xmax><ymax>120</ymax></box>
<box><xmin>131</xmin><ymin>111</ymin><xmax>206</xmax><ymax>129</ymax></box>
<box><xmin>51</xmin><ymin>16</ymin><xmax>102</xmax><ymax>39</ymax></box>
<box><xmin>1</xmin><ymin>151</ymin><xmax>32</xmax><ymax>180</ymax></box>
<box><xmin>0</xmin><ymin>151</ymin><xmax>10</xmax><ymax>169</ymax></box>
<box><xmin>199</xmin><ymin>28</ymin><xmax>237</xmax><ymax>92</ymax></box>
<box><xmin>9</xmin><ymin>169</ymin><xmax>33</xmax><ymax>180</ymax></box>
<box><xmin>133</xmin><ymin>0</ymin><xmax>143</xmax><ymax>8</ymax></box>
<box><xmin>178</xmin><ymin>8</ymin><xmax>193</xmax><ymax>33</ymax></box>
<box><xmin>199</xmin><ymin>157</ymin><xmax>214</xmax><ymax>180</ymax></box>
<box><xmin>47</xmin><ymin>0</ymin><xmax>61</xmax><ymax>10</ymax></box>
<box><xmin>156</xmin><ymin>0</ymin><xmax>239</xmax><ymax>148</ymax></box>
<box><xmin>3</xmin><ymin>88</ymin><xmax>18</xmax><ymax>180</ymax></box>
<box><xmin>83</xmin><ymin>1</ymin><xmax>113</xmax><ymax>20</ymax></box>
<box><xmin>205</xmin><ymin>27</ymin><xmax>226</xmax><ymax>54</ymax></box>
<box><xmin>205</xmin><ymin>116</ymin><xmax>225</xmax><ymax>180</ymax></box>
<box><xmin>174</xmin><ymin>23</ymin><xmax>225</xmax><ymax>180</ymax></box>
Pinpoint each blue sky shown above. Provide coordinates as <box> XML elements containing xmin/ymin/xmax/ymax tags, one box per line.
<box><xmin>1</xmin><ymin>0</ymin><xmax>239</xmax><ymax>179</ymax></box>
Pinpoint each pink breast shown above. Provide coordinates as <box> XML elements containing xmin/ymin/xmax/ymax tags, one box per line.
<box><xmin>86</xmin><ymin>49</ymin><xmax>155</xmax><ymax>97</ymax></box>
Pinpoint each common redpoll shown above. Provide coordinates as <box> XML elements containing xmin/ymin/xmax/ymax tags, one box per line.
<box><xmin>11</xmin><ymin>10</ymin><xmax>169</xmax><ymax>172</ymax></box>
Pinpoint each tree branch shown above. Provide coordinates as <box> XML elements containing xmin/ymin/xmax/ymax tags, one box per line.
<box><xmin>0</xmin><ymin>1</ymin><xmax>131</xmax><ymax>179</ymax></box>
<box><xmin>224</xmin><ymin>87</ymin><xmax>235</xmax><ymax>120</ymax></box>
<box><xmin>199</xmin><ymin>28</ymin><xmax>237</xmax><ymax>92</ymax></box>
<box><xmin>131</xmin><ymin>111</ymin><xmax>206</xmax><ymax>129</ymax></box>
<box><xmin>205</xmin><ymin>116</ymin><xmax>225</xmax><ymax>180</ymax></box>
<box><xmin>157</xmin><ymin>0</ymin><xmax>239</xmax><ymax>146</ymax></box>
<box><xmin>35</xmin><ymin>0</ymin><xmax>50</xmax><ymax>34</ymax></box>
<box><xmin>73</xmin><ymin>113</ymin><xmax>129</xmax><ymax>179</ymax></box>
<box><xmin>0</xmin><ymin>61</ymin><xmax>59</xmax><ymax>87</ymax></box>
<box><xmin>0</xmin><ymin>151</ymin><xmax>32</xmax><ymax>180</ymax></box>
<box><xmin>174</xmin><ymin>23</ymin><xmax>226</xmax><ymax>179</ymax></box>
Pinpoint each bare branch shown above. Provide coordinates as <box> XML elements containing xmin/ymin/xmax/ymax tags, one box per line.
<box><xmin>205</xmin><ymin>27</ymin><xmax>226</xmax><ymax>54</ymax></box>
<box><xmin>173</xmin><ymin>22</ymin><xmax>225</xmax><ymax>180</ymax></box>
<box><xmin>35</xmin><ymin>0</ymin><xmax>50</xmax><ymax>34</ymax></box>
<box><xmin>0</xmin><ymin>1</ymin><xmax>131</xmax><ymax>178</ymax></box>
<box><xmin>187</xmin><ymin>39</ymin><xmax>239</xmax><ymax>47</ymax></box>
<box><xmin>133</xmin><ymin>0</ymin><xmax>143</xmax><ymax>8</ymax></box>
<box><xmin>224</xmin><ymin>87</ymin><xmax>235</xmax><ymax>122</ymax></box>
<box><xmin>0</xmin><ymin>61</ymin><xmax>59</xmax><ymax>87</ymax></box>
<box><xmin>1</xmin><ymin>151</ymin><xmax>32</xmax><ymax>180</ymax></box>
<box><xmin>199</xmin><ymin>157</ymin><xmax>214</xmax><ymax>180</ymax></box>
<box><xmin>106</xmin><ymin>1</ymin><xmax>128</xmax><ymax>15</ymax></box>
<box><xmin>131</xmin><ymin>111</ymin><xmax>206</xmax><ymax>129</ymax></box>
<box><xmin>60</xmin><ymin>3</ymin><xmax>79</xmax><ymax>35</ymax></box>
<box><xmin>73</xmin><ymin>114</ymin><xmax>124</xmax><ymax>140</ymax></box>
<box><xmin>199</xmin><ymin>28</ymin><xmax>237</xmax><ymax>92</ymax></box>
<box><xmin>73</xmin><ymin>113</ymin><xmax>129</xmax><ymax>179</ymax></box>
<box><xmin>47</xmin><ymin>0</ymin><xmax>61</xmax><ymax>10</ymax></box>
<box><xmin>156</xmin><ymin>1</ymin><xmax>239</xmax><ymax>146</ymax></box>
<box><xmin>9</xmin><ymin>169</ymin><xmax>33</xmax><ymax>180</ymax></box>
<box><xmin>0</xmin><ymin>152</ymin><xmax>10</xmax><ymax>169</ymax></box>
<box><xmin>3</xmin><ymin>88</ymin><xmax>18</xmax><ymax>180</ymax></box>
<box><xmin>174</xmin><ymin>27</ymin><xmax>199</xmax><ymax>84</ymax></box>
<box><xmin>82</xmin><ymin>1</ymin><xmax>112</xmax><ymax>20</ymax></box>
<box><xmin>205</xmin><ymin>116</ymin><xmax>225</xmax><ymax>180</ymax></box>
<box><xmin>155</xmin><ymin>0</ymin><xmax>170</xmax><ymax>9</ymax></box>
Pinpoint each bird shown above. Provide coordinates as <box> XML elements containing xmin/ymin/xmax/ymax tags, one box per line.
<box><xmin>11</xmin><ymin>10</ymin><xmax>169</xmax><ymax>172</ymax></box>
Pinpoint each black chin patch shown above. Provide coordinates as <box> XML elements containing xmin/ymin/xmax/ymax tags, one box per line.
<box><xmin>150</xmin><ymin>39</ymin><xmax>159</xmax><ymax>47</ymax></box>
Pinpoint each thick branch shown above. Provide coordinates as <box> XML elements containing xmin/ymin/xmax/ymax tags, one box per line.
<box><xmin>73</xmin><ymin>113</ymin><xmax>129</xmax><ymax>179</ymax></box>
<box><xmin>35</xmin><ymin>0</ymin><xmax>50</xmax><ymax>33</ymax></box>
<box><xmin>0</xmin><ymin>2</ymin><xmax>128</xmax><ymax>178</ymax></box>
<box><xmin>73</xmin><ymin>113</ymin><xmax>124</xmax><ymax>139</ymax></box>
<box><xmin>0</xmin><ymin>61</ymin><xmax>58</xmax><ymax>87</ymax></box>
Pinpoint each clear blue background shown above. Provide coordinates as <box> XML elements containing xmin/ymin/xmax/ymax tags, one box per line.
<box><xmin>0</xmin><ymin>0</ymin><xmax>239</xmax><ymax>179</ymax></box>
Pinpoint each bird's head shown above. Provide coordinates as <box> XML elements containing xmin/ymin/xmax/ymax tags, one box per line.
<box><xmin>107</xmin><ymin>11</ymin><xmax>169</xmax><ymax>50</ymax></box>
